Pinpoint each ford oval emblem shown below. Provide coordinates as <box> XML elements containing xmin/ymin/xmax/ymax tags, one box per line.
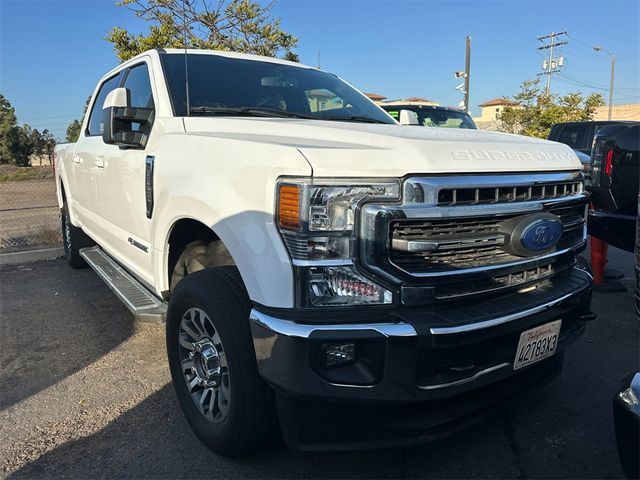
<box><xmin>520</xmin><ymin>219</ymin><xmax>563</xmax><ymax>252</ymax></box>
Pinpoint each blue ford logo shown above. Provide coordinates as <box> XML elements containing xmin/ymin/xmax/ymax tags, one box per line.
<box><xmin>521</xmin><ymin>219</ymin><xmax>563</xmax><ymax>252</ymax></box>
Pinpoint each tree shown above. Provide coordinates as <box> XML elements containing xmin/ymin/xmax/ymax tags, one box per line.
<box><xmin>66</xmin><ymin>119</ymin><xmax>82</xmax><ymax>143</ymax></box>
<box><xmin>498</xmin><ymin>78</ymin><xmax>605</xmax><ymax>138</ymax></box>
<box><xmin>65</xmin><ymin>96</ymin><xmax>91</xmax><ymax>143</ymax></box>
<box><xmin>7</xmin><ymin>124</ymin><xmax>35</xmax><ymax>167</ymax></box>
<box><xmin>31</xmin><ymin>128</ymin><xmax>56</xmax><ymax>165</ymax></box>
<box><xmin>106</xmin><ymin>0</ymin><xmax>298</xmax><ymax>62</ymax></box>
<box><xmin>0</xmin><ymin>94</ymin><xmax>18</xmax><ymax>164</ymax></box>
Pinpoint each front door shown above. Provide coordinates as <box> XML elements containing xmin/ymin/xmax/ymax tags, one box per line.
<box><xmin>92</xmin><ymin>59</ymin><xmax>158</xmax><ymax>283</ymax></box>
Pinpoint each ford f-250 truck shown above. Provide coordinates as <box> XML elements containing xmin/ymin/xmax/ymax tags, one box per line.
<box><xmin>55</xmin><ymin>49</ymin><xmax>595</xmax><ymax>455</ymax></box>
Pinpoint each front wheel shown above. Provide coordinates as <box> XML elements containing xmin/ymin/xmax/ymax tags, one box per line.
<box><xmin>166</xmin><ymin>267</ymin><xmax>277</xmax><ymax>456</ymax></box>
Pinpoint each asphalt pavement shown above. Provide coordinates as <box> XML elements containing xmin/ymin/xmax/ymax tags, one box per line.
<box><xmin>0</xmin><ymin>248</ymin><xmax>637</xmax><ymax>479</ymax></box>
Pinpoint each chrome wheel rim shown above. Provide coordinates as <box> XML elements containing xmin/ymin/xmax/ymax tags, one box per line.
<box><xmin>178</xmin><ymin>307</ymin><xmax>230</xmax><ymax>422</ymax></box>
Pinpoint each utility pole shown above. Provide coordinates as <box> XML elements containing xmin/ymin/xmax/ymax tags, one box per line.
<box><xmin>464</xmin><ymin>36</ymin><xmax>471</xmax><ymax>114</ymax></box>
<box><xmin>537</xmin><ymin>31</ymin><xmax>567</xmax><ymax>95</ymax></box>
<box><xmin>454</xmin><ymin>36</ymin><xmax>471</xmax><ymax>112</ymax></box>
<box><xmin>594</xmin><ymin>46</ymin><xmax>616</xmax><ymax>120</ymax></box>
<box><xmin>317</xmin><ymin>51</ymin><xmax>321</xmax><ymax>69</ymax></box>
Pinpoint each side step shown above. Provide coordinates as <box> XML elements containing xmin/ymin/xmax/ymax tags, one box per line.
<box><xmin>80</xmin><ymin>246</ymin><xmax>167</xmax><ymax>323</ymax></box>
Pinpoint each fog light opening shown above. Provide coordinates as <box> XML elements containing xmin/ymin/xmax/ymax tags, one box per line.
<box><xmin>324</xmin><ymin>342</ymin><xmax>357</xmax><ymax>368</ymax></box>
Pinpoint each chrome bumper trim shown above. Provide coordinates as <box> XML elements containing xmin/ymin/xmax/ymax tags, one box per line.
<box><xmin>418</xmin><ymin>363</ymin><xmax>511</xmax><ymax>390</ymax></box>
<box><xmin>429</xmin><ymin>283</ymin><xmax>590</xmax><ymax>335</ymax></box>
<box><xmin>249</xmin><ymin>309</ymin><xmax>417</xmax><ymax>338</ymax></box>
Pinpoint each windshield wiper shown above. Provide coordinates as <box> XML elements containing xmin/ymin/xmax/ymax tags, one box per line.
<box><xmin>323</xmin><ymin>114</ymin><xmax>389</xmax><ymax>124</ymax></box>
<box><xmin>189</xmin><ymin>106</ymin><xmax>314</xmax><ymax>119</ymax></box>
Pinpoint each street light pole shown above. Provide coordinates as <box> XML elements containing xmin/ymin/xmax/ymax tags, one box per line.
<box><xmin>594</xmin><ymin>46</ymin><xmax>616</xmax><ymax>120</ymax></box>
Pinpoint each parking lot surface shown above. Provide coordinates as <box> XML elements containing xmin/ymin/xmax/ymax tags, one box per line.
<box><xmin>1</xmin><ymin>248</ymin><xmax>637</xmax><ymax>479</ymax></box>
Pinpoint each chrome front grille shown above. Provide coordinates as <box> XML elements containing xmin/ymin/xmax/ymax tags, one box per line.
<box><xmin>389</xmin><ymin>204</ymin><xmax>585</xmax><ymax>273</ymax></box>
<box><xmin>359</xmin><ymin>171</ymin><xmax>588</xmax><ymax>303</ymax></box>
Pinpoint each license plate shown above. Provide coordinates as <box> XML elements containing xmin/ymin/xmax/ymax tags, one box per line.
<box><xmin>513</xmin><ymin>320</ymin><xmax>562</xmax><ymax>370</ymax></box>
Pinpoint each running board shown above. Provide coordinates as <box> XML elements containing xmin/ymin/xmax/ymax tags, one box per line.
<box><xmin>80</xmin><ymin>246</ymin><xmax>166</xmax><ymax>323</ymax></box>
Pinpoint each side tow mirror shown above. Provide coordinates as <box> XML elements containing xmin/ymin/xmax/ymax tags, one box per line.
<box><xmin>102</xmin><ymin>87</ymin><xmax>153</xmax><ymax>149</ymax></box>
<box><xmin>399</xmin><ymin>109</ymin><xmax>419</xmax><ymax>125</ymax></box>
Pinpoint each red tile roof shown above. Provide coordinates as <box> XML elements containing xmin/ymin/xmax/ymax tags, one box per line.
<box><xmin>404</xmin><ymin>97</ymin><xmax>435</xmax><ymax>103</ymax></box>
<box><xmin>479</xmin><ymin>98</ymin><xmax>516</xmax><ymax>107</ymax></box>
<box><xmin>364</xmin><ymin>92</ymin><xmax>387</xmax><ymax>100</ymax></box>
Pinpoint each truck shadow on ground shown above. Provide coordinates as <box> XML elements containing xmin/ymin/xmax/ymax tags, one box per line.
<box><xmin>0</xmin><ymin>259</ymin><xmax>135</xmax><ymax>410</ymax></box>
<box><xmin>9</xmin><ymin>383</ymin><xmax>521</xmax><ymax>479</ymax></box>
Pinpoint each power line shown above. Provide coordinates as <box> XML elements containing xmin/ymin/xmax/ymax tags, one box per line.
<box><xmin>555</xmin><ymin>74</ymin><xmax>640</xmax><ymax>100</ymax></box>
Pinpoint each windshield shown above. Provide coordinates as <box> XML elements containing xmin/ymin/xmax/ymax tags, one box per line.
<box><xmin>385</xmin><ymin>107</ymin><xmax>477</xmax><ymax>129</ymax></box>
<box><xmin>160</xmin><ymin>53</ymin><xmax>395</xmax><ymax>124</ymax></box>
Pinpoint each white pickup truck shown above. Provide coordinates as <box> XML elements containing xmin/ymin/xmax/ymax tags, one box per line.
<box><xmin>55</xmin><ymin>48</ymin><xmax>595</xmax><ymax>455</ymax></box>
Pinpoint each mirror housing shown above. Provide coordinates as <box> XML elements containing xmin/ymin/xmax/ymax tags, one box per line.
<box><xmin>102</xmin><ymin>87</ymin><xmax>153</xmax><ymax>149</ymax></box>
<box><xmin>399</xmin><ymin>109</ymin><xmax>419</xmax><ymax>125</ymax></box>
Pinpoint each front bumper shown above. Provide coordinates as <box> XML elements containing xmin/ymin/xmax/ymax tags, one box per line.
<box><xmin>250</xmin><ymin>262</ymin><xmax>593</xmax><ymax>450</ymax></box>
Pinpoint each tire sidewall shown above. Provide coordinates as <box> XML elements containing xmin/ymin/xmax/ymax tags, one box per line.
<box><xmin>61</xmin><ymin>204</ymin><xmax>72</xmax><ymax>261</ymax></box>
<box><xmin>167</xmin><ymin>273</ymin><xmax>252</xmax><ymax>450</ymax></box>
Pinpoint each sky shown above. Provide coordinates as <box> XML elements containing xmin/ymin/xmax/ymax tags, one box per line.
<box><xmin>1</xmin><ymin>0</ymin><xmax>639</xmax><ymax>139</ymax></box>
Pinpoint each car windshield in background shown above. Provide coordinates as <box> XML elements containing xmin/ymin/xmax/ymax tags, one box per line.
<box><xmin>160</xmin><ymin>53</ymin><xmax>395</xmax><ymax>124</ymax></box>
<box><xmin>386</xmin><ymin>107</ymin><xmax>477</xmax><ymax>129</ymax></box>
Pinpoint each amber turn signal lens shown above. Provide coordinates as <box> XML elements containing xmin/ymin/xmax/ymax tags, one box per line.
<box><xmin>278</xmin><ymin>184</ymin><xmax>300</xmax><ymax>230</ymax></box>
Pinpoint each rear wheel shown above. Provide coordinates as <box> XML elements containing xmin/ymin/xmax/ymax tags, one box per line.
<box><xmin>61</xmin><ymin>203</ymin><xmax>94</xmax><ymax>268</ymax></box>
<box><xmin>166</xmin><ymin>267</ymin><xmax>277</xmax><ymax>455</ymax></box>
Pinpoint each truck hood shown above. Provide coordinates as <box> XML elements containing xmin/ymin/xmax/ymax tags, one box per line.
<box><xmin>183</xmin><ymin>117</ymin><xmax>581</xmax><ymax>177</ymax></box>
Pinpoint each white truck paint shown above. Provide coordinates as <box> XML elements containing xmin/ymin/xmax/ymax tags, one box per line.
<box><xmin>55</xmin><ymin>49</ymin><xmax>593</xmax><ymax>454</ymax></box>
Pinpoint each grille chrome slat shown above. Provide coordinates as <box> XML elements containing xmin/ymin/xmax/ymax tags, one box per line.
<box><xmin>437</xmin><ymin>181</ymin><xmax>582</xmax><ymax>206</ymax></box>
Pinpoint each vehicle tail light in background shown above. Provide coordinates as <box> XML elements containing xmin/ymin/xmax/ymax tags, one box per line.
<box><xmin>604</xmin><ymin>149</ymin><xmax>614</xmax><ymax>177</ymax></box>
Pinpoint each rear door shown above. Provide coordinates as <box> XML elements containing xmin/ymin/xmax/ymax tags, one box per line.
<box><xmin>71</xmin><ymin>71</ymin><xmax>123</xmax><ymax>232</ymax></box>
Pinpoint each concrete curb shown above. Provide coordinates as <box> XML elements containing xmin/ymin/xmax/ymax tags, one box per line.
<box><xmin>0</xmin><ymin>247</ymin><xmax>64</xmax><ymax>266</ymax></box>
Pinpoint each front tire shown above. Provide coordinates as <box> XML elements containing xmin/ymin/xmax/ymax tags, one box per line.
<box><xmin>166</xmin><ymin>267</ymin><xmax>277</xmax><ymax>456</ymax></box>
<box><xmin>61</xmin><ymin>203</ymin><xmax>94</xmax><ymax>268</ymax></box>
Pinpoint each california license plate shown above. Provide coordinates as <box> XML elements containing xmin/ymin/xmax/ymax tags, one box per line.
<box><xmin>513</xmin><ymin>320</ymin><xmax>562</xmax><ymax>370</ymax></box>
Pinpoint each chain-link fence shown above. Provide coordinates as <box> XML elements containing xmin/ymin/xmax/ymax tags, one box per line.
<box><xmin>0</xmin><ymin>161</ymin><xmax>62</xmax><ymax>251</ymax></box>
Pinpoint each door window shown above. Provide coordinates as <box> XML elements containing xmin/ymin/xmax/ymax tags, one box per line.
<box><xmin>556</xmin><ymin>124</ymin><xmax>590</xmax><ymax>150</ymax></box>
<box><xmin>86</xmin><ymin>72</ymin><xmax>122</xmax><ymax>136</ymax></box>
<box><xmin>122</xmin><ymin>63</ymin><xmax>155</xmax><ymax>132</ymax></box>
<box><xmin>123</xmin><ymin>63</ymin><xmax>155</xmax><ymax>109</ymax></box>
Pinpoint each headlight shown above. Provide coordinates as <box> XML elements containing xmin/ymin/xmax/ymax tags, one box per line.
<box><xmin>276</xmin><ymin>178</ymin><xmax>399</xmax><ymax>307</ymax></box>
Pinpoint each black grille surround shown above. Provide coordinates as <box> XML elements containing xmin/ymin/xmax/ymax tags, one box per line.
<box><xmin>359</xmin><ymin>172</ymin><xmax>588</xmax><ymax>306</ymax></box>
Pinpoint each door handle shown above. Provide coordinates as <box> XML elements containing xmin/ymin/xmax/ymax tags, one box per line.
<box><xmin>95</xmin><ymin>157</ymin><xmax>105</xmax><ymax>168</ymax></box>
<box><xmin>72</xmin><ymin>155</ymin><xmax>81</xmax><ymax>164</ymax></box>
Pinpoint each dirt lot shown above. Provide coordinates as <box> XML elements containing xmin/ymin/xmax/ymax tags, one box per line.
<box><xmin>0</xmin><ymin>248</ymin><xmax>638</xmax><ymax>479</ymax></box>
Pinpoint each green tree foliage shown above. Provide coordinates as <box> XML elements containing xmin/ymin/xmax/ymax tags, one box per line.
<box><xmin>106</xmin><ymin>0</ymin><xmax>298</xmax><ymax>62</ymax></box>
<box><xmin>498</xmin><ymin>78</ymin><xmax>605</xmax><ymax>138</ymax></box>
<box><xmin>65</xmin><ymin>96</ymin><xmax>92</xmax><ymax>143</ymax></box>
<box><xmin>31</xmin><ymin>128</ymin><xmax>56</xmax><ymax>164</ymax></box>
<box><xmin>9</xmin><ymin>124</ymin><xmax>35</xmax><ymax>166</ymax></box>
<box><xmin>65</xmin><ymin>119</ymin><xmax>82</xmax><ymax>143</ymax></box>
<box><xmin>0</xmin><ymin>94</ymin><xmax>48</xmax><ymax>166</ymax></box>
<box><xmin>0</xmin><ymin>94</ymin><xmax>18</xmax><ymax>163</ymax></box>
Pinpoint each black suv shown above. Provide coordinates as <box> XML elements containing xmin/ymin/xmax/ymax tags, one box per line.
<box><xmin>548</xmin><ymin>121</ymin><xmax>636</xmax><ymax>156</ymax></box>
<box><xmin>588</xmin><ymin>122</ymin><xmax>639</xmax><ymax>252</ymax></box>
